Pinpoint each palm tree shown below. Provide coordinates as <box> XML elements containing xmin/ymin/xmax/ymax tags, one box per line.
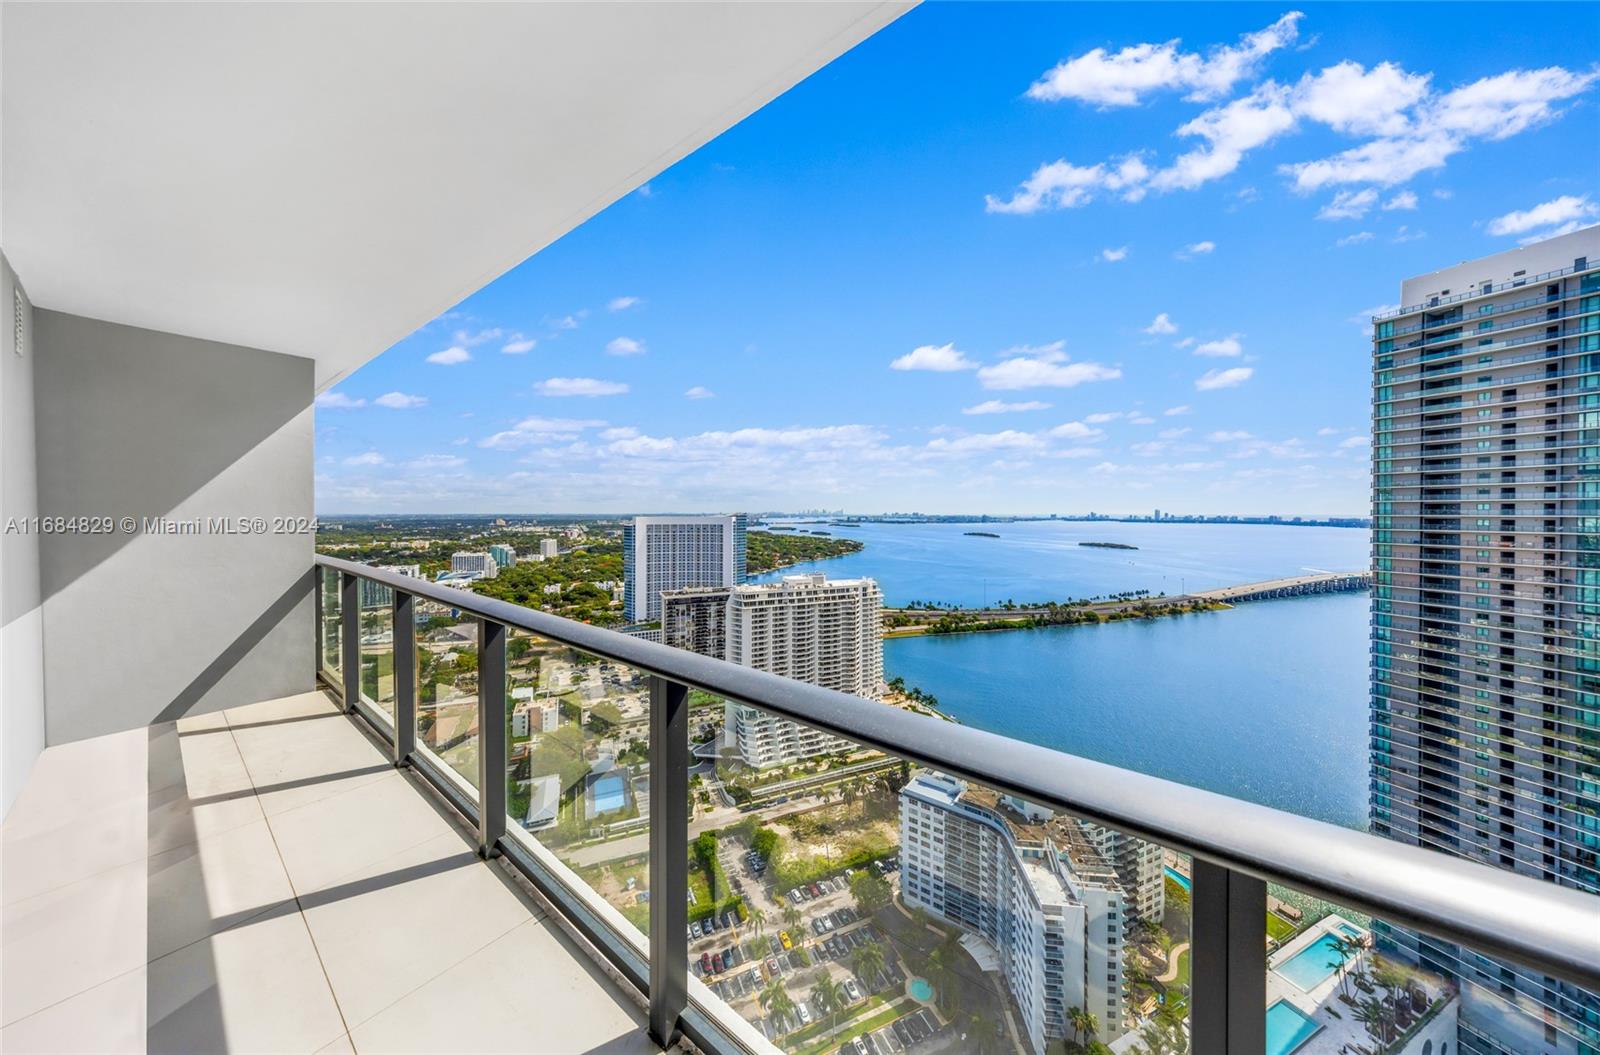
<box><xmin>783</xmin><ymin>900</ymin><xmax>804</xmax><ymax>938</ymax></box>
<box><xmin>1070</xmin><ymin>1007</ymin><xmax>1101</xmax><ymax>1048</ymax></box>
<box><xmin>760</xmin><ymin>980</ymin><xmax>796</xmax><ymax>1033</ymax></box>
<box><xmin>1067</xmin><ymin>1006</ymin><xmax>1087</xmax><ymax>1047</ymax></box>
<box><xmin>813</xmin><ymin>974</ymin><xmax>845</xmax><ymax>1030</ymax></box>
<box><xmin>1352</xmin><ymin>997</ymin><xmax>1389</xmax><ymax>1048</ymax></box>
<box><xmin>748</xmin><ymin>907</ymin><xmax>766</xmax><ymax>939</ymax></box>
<box><xmin>852</xmin><ymin>941</ymin><xmax>887</xmax><ymax>988</ymax></box>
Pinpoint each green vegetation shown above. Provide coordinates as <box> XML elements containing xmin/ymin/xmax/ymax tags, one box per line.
<box><xmin>472</xmin><ymin>544</ymin><xmax>624</xmax><ymax>625</ymax></box>
<box><xmin>745</xmin><ymin>530</ymin><xmax>862</xmax><ymax>574</ymax></box>
<box><xmin>688</xmin><ymin>831</ymin><xmax>744</xmax><ymax>924</ymax></box>
<box><xmin>897</xmin><ymin>598</ymin><xmax>1224</xmax><ymax>637</ymax></box>
<box><xmin>1267</xmin><ymin>912</ymin><xmax>1297</xmax><ymax>942</ymax></box>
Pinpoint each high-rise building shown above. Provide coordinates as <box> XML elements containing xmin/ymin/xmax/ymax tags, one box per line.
<box><xmin>539</xmin><ymin>538</ymin><xmax>559</xmax><ymax>559</ymax></box>
<box><xmin>661</xmin><ymin>586</ymin><xmax>730</xmax><ymax>660</ymax></box>
<box><xmin>358</xmin><ymin>563</ymin><xmax>421</xmax><ymax>608</ymax></box>
<box><xmin>621</xmin><ymin>514</ymin><xmax>747</xmax><ymax>622</ymax></box>
<box><xmin>900</xmin><ymin>773</ymin><xmax>1127</xmax><ymax>1055</ymax></box>
<box><xmin>489</xmin><ymin>543</ymin><xmax>516</xmax><ymax>569</ymax></box>
<box><xmin>451</xmin><ymin>551</ymin><xmax>498</xmax><ymax>579</ymax></box>
<box><xmin>1078</xmin><ymin>821</ymin><xmax>1164</xmax><ymax>924</ymax></box>
<box><xmin>1370</xmin><ymin>227</ymin><xmax>1599</xmax><ymax>1055</ymax></box>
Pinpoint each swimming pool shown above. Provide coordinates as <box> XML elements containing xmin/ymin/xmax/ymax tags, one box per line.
<box><xmin>1336</xmin><ymin>922</ymin><xmax>1365</xmax><ymax>941</ymax></box>
<box><xmin>591</xmin><ymin>774</ymin><xmax>627</xmax><ymax>814</ymax></box>
<box><xmin>909</xmin><ymin>978</ymin><xmax>934</xmax><ymax>1002</ymax></box>
<box><xmin>1276</xmin><ymin>933</ymin><xmax>1348</xmax><ymax>991</ymax></box>
<box><xmin>1266</xmin><ymin>1001</ymin><xmax>1321</xmax><ymax>1055</ymax></box>
<box><xmin>1164</xmin><ymin>865</ymin><xmax>1191</xmax><ymax>892</ymax></box>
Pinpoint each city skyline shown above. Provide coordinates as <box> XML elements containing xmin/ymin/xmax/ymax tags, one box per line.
<box><xmin>312</xmin><ymin>4</ymin><xmax>1600</xmax><ymax>516</ymax></box>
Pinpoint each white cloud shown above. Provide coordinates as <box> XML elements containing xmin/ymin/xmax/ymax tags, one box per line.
<box><xmin>1085</xmin><ymin>411</ymin><xmax>1123</xmax><ymax>424</ymax></box>
<box><xmin>1164</xmin><ymin>405</ymin><xmax>1191</xmax><ymax>416</ymax></box>
<box><xmin>1293</xmin><ymin>61</ymin><xmax>1430</xmax><ymax>137</ymax></box>
<box><xmin>1158</xmin><ymin>427</ymin><xmax>1192</xmax><ymax>439</ymax></box>
<box><xmin>1336</xmin><ymin>231</ymin><xmax>1375</xmax><ymax>247</ymax></box>
<box><xmin>479</xmin><ymin>416</ymin><xmax>608</xmax><ymax>449</ymax></box>
<box><xmin>427</xmin><ymin>346</ymin><xmax>471</xmax><ymax>365</ymax></box>
<box><xmin>1517</xmin><ymin>220</ymin><xmax>1596</xmax><ymax>245</ymax></box>
<box><xmin>1383</xmin><ymin>190</ymin><xmax>1418</xmax><ymax>211</ymax></box>
<box><xmin>1193</xmin><ymin>335</ymin><xmax>1243</xmax><ymax>357</ymax></box>
<box><xmin>976</xmin><ymin>349</ymin><xmax>1122</xmax><ymax>390</ymax></box>
<box><xmin>1101</xmin><ymin>246</ymin><xmax>1129</xmax><ymax>261</ymax></box>
<box><xmin>1048</xmin><ymin>421</ymin><xmax>1104</xmax><ymax>440</ymax></box>
<box><xmin>1338</xmin><ymin>435</ymin><xmax>1369</xmax><ymax>449</ymax></box>
<box><xmin>1196</xmin><ymin>366</ymin><xmax>1254</xmax><ymax>390</ymax></box>
<box><xmin>1174</xmin><ymin>337</ymin><xmax>1196</xmax><ymax>349</ymax></box>
<box><xmin>1143</xmin><ymin>312</ymin><xmax>1179</xmax><ymax>335</ymax></box>
<box><xmin>1487</xmin><ymin>195</ymin><xmax>1597</xmax><ymax>236</ymax></box>
<box><xmin>315</xmin><ymin>391</ymin><xmax>365</xmax><ymax>409</ymax></box>
<box><xmin>535</xmin><ymin>377</ymin><xmax>629</xmax><ymax>397</ymax></box>
<box><xmin>1316</xmin><ymin>426</ymin><xmax>1341</xmax><ymax>436</ymax></box>
<box><xmin>685</xmin><ymin>386</ymin><xmax>716</xmax><ymax>400</ymax></box>
<box><xmin>925</xmin><ymin>430</ymin><xmax>1045</xmax><ymax>453</ymax></box>
<box><xmin>374</xmin><ymin>391</ymin><xmax>428</xmax><ymax>409</ymax></box>
<box><xmin>1177</xmin><ymin>240</ymin><xmax>1216</xmax><ymax>258</ymax></box>
<box><xmin>600</xmin><ymin>427</ymin><xmax>639</xmax><ymax>440</ymax></box>
<box><xmin>501</xmin><ymin>335</ymin><xmax>536</xmax><ymax>355</ymax></box>
<box><xmin>408</xmin><ymin>454</ymin><xmax>466</xmax><ymax>470</ymax></box>
<box><xmin>890</xmin><ymin>343</ymin><xmax>978</xmax><ymax>372</ymax></box>
<box><xmin>1149</xmin><ymin>81</ymin><xmax>1297</xmax><ymax>193</ymax></box>
<box><xmin>1023</xmin><ymin>12</ymin><xmax>1302</xmax><ymax>107</ymax></box>
<box><xmin>606</xmin><ymin>336</ymin><xmax>646</xmax><ymax>357</ymax></box>
<box><xmin>343</xmin><ymin>451</ymin><xmax>387</xmax><ymax>467</ymax></box>
<box><xmin>607</xmin><ymin>296</ymin><xmax>642</xmax><ymax>312</ymax></box>
<box><xmin>452</xmin><ymin>328</ymin><xmax>503</xmax><ymax>347</ymax></box>
<box><xmin>1391</xmin><ymin>225</ymin><xmax>1426</xmax><ymax>243</ymax></box>
<box><xmin>549</xmin><ymin>313</ymin><xmax>584</xmax><ymax>331</ymax></box>
<box><xmin>963</xmin><ymin>400</ymin><xmax>1051</xmax><ymax>415</ymax></box>
<box><xmin>1129</xmin><ymin>413</ymin><xmax>1156</xmax><ymax>425</ymax></box>
<box><xmin>1208</xmin><ymin>429</ymin><xmax>1253</xmax><ymax>441</ymax></box>
<box><xmin>1317</xmin><ymin>187</ymin><xmax>1378</xmax><ymax>220</ymax></box>
<box><xmin>984</xmin><ymin>155</ymin><xmax>1150</xmax><ymax>214</ymax></box>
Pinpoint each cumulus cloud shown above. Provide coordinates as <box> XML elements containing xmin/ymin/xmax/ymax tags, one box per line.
<box><xmin>1048</xmin><ymin>421</ymin><xmax>1104</xmax><ymax>439</ymax></box>
<box><xmin>374</xmin><ymin>391</ymin><xmax>428</xmax><ymax>409</ymax></box>
<box><xmin>1177</xmin><ymin>240</ymin><xmax>1216</xmax><ymax>258</ymax></box>
<box><xmin>1085</xmin><ymin>412</ymin><xmax>1123</xmax><ymax>424</ymax></box>
<box><xmin>1383</xmin><ymin>190</ymin><xmax>1419</xmax><ymax>211</ymax></box>
<box><xmin>1101</xmin><ymin>246</ymin><xmax>1130</xmax><ymax>261</ymax></box>
<box><xmin>1164</xmin><ymin>405</ymin><xmax>1192</xmax><ymax>416</ymax></box>
<box><xmin>685</xmin><ymin>386</ymin><xmax>716</xmax><ymax>400</ymax></box>
<box><xmin>1196</xmin><ymin>366</ymin><xmax>1254</xmax><ymax>390</ymax></box>
<box><xmin>607</xmin><ymin>296</ymin><xmax>642</xmax><ymax>311</ymax></box>
<box><xmin>316</xmin><ymin>391</ymin><xmax>365</xmax><ymax>409</ymax></box>
<box><xmin>1336</xmin><ymin>231</ymin><xmax>1375</xmax><ymax>247</ymax></box>
<box><xmin>1143</xmin><ymin>312</ymin><xmax>1179</xmax><ymax>335</ymax></box>
<box><xmin>1293</xmin><ymin>61</ymin><xmax>1431</xmax><ymax>137</ymax></box>
<box><xmin>479</xmin><ymin>416</ymin><xmax>608</xmax><ymax>449</ymax></box>
<box><xmin>501</xmin><ymin>335</ymin><xmax>536</xmax><ymax>354</ymax></box>
<box><xmin>963</xmin><ymin>400</ymin><xmax>1051</xmax><ymax>415</ymax></box>
<box><xmin>1023</xmin><ymin>12</ymin><xmax>1302</xmax><ymax>107</ymax></box>
<box><xmin>408</xmin><ymin>454</ymin><xmax>466</xmax><ymax>470</ymax></box>
<box><xmin>976</xmin><ymin>343</ymin><xmax>1122</xmax><ymax>390</ymax></box>
<box><xmin>427</xmin><ymin>346</ymin><xmax>471</xmax><ymax>365</ymax></box>
<box><xmin>1208</xmin><ymin>429</ymin><xmax>1253</xmax><ymax>441</ymax></box>
<box><xmin>925</xmin><ymin>430</ymin><xmax>1045</xmax><ymax>453</ymax></box>
<box><xmin>1193</xmin><ymin>335</ymin><xmax>1244</xmax><ymax>357</ymax></box>
<box><xmin>606</xmin><ymin>337</ymin><xmax>646</xmax><ymax>356</ymax></box>
<box><xmin>343</xmin><ymin>451</ymin><xmax>387</xmax><ymax>467</ymax></box>
<box><xmin>984</xmin><ymin>156</ymin><xmax>1150</xmax><ymax>213</ymax></box>
<box><xmin>1486</xmin><ymin>195</ymin><xmax>1597</xmax><ymax>239</ymax></box>
<box><xmin>1317</xmin><ymin>187</ymin><xmax>1378</xmax><ymax>220</ymax></box>
<box><xmin>891</xmin><ymin>343</ymin><xmax>978</xmax><ymax>371</ymax></box>
<box><xmin>535</xmin><ymin>377</ymin><xmax>629</xmax><ymax>397</ymax></box>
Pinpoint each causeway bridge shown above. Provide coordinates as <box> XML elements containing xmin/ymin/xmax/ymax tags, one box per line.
<box><xmin>1192</xmin><ymin>571</ymin><xmax>1372</xmax><ymax>603</ymax></box>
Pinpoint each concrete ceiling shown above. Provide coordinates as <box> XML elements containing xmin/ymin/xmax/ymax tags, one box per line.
<box><xmin>1</xmin><ymin>2</ymin><xmax>910</xmax><ymax>388</ymax></box>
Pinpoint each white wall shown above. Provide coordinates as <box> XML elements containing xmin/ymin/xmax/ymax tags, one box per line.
<box><xmin>0</xmin><ymin>252</ymin><xmax>46</xmax><ymax>817</ymax></box>
<box><xmin>32</xmin><ymin>310</ymin><xmax>316</xmax><ymax>744</ymax></box>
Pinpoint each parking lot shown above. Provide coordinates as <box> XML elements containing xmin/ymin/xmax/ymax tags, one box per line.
<box><xmin>684</xmin><ymin>839</ymin><xmax>954</xmax><ymax>1053</ymax></box>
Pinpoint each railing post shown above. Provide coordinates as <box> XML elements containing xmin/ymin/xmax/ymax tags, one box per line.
<box><xmin>315</xmin><ymin>566</ymin><xmax>326</xmax><ymax>674</ymax></box>
<box><xmin>1191</xmin><ymin>860</ymin><xmax>1267</xmax><ymax>1055</ymax></box>
<box><xmin>476</xmin><ymin>618</ymin><xmax>507</xmax><ymax>858</ymax></box>
<box><xmin>647</xmin><ymin>675</ymin><xmax>688</xmax><ymax>1049</ymax></box>
<box><xmin>340</xmin><ymin>570</ymin><xmax>360</xmax><ymax>712</ymax></box>
<box><xmin>393</xmin><ymin>589</ymin><xmax>416</xmax><ymax>767</ymax></box>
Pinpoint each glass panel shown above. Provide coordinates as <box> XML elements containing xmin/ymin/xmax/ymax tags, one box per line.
<box><xmin>501</xmin><ymin>627</ymin><xmax>653</xmax><ymax>940</ymax></box>
<box><xmin>414</xmin><ymin>597</ymin><xmax>480</xmax><ymax>790</ymax></box>
<box><xmin>319</xmin><ymin>567</ymin><xmax>342</xmax><ymax>680</ymax></box>
<box><xmin>357</xmin><ymin>577</ymin><xmax>395</xmax><ymax>723</ymax></box>
<box><xmin>693</xmin><ymin>702</ymin><xmax>1193</xmax><ymax>1055</ymax></box>
<box><xmin>1267</xmin><ymin>885</ymin><xmax>1467</xmax><ymax>1055</ymax></box>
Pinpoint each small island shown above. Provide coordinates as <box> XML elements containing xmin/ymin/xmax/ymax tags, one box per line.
<box><xmin>964</xmin><ymin>531</ymin><xmax>1000</xmax><ymax>538</ymax></box>
<box><xmin>1079</xmin><ymin>541</ymin><xmax>1138</xmax><ymax>550</ymax></box>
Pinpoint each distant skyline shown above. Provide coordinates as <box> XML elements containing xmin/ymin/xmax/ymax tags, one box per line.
<box><xmin>314</xmin><ymin>4</ymin><xmax>1599</xmax><ymax>516</ymax></box>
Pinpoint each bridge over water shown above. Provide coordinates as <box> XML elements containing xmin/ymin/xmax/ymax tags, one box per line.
<box><xmin>1192</xmin><ymin>571</ymin><xmax>1372</xmax><ymax>603</ymax></box>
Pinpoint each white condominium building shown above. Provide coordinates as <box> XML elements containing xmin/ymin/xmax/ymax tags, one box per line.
<box><xmin>539</xmin><ymin>538</ymin><xmax>559</xmax><ymax>559</ymax></box>
<box><xmin>450</xmin><ymin>551</ymin><xmax>499</xmax><ymax>580</ymax></box>
<box><xmin>1079</xmin><ymin>821</ymin><xmax>1165</xmax><ymax>924</ymax></box>
<box><xmin>900</xmin><ymin>773</ymin><xmax>1127</xmax><ymax>1055</ymax></box>
<box><xmin>621</xmin><ymin>514</ymin><xmax>747</xmax><ymax>622</ymax></box>
<box><xmin>358</xmin><ymin>564</ymin><xmax>422</xmax><ymax>609</ymax></box>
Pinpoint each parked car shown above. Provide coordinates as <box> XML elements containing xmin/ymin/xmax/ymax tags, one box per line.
<box><xmin>796</xmin><ymin>1004</ymin><xmax>812</xmax><ymax>1027</ymax></box>
<box><xmin>700</xmin><ymin>952</ymin><xmax>713</xmax><ymax>974</ymax></box>
<box><xmin>852</xmin><ymin>1037</ymin><xmax>869</xmax><ymax>1055</ymax></box>
<box><xmin>844</xmin><ymin>978</ymin><xmax>862</xmax><ymax>1002</ymax></box>
<box><xmin>692</xmin><ymin>920</ymin><xmax>703</xmax><ymax>938</ymax></box>
<box><xmin>766</xmin><ymin>957</ymin><xmax>780</xmax><ymax>978</ymax></box>
<box><xmin>779</xmin><ymin>931</ymin><xmax>793</xmax><ymax>950</ymax></box>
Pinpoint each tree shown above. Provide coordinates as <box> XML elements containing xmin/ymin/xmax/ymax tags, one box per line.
<box><xmin>1069</xmin><ymin>1007</ymin><xmax>1100</xmax><ymax>1047</ymax></box>
<box><xmin>852</xmin><ymin>941</ymin><xmax>887</xmax><ymax>987</ymax></box>
<box><xmin>760</xmin><ymin>980</ymin><xmax>796</xmax><ymax>1032</ymax></box>
<box><xmin>813</xmin><ymin>974</ymin><xmax>844</xmax><ymax>1030</ymax></box>
<box><xmin>850</xmin><ymin>871</ymin><xmax>892</xmax><ymax>915</ymax></box>
<box><xmin>783</xmin><ymin>901</ymin><xmax>804</xmax><ymax>938</ymax></box>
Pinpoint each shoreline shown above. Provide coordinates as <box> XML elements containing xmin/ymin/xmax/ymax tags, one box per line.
<box><xmin>883</xmin><ymin>598</ymin><xmax>1230</xmax><ymax>639</ymax></box>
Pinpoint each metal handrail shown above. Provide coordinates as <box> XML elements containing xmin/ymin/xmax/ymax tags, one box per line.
<box><xmin>315</xmin><ymin>554</ymin><xmax>1599</xmax><ymax>1002</ymax></box>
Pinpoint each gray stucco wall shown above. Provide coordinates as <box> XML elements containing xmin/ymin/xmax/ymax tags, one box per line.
<box><xmin>32</xmin><ymin>310</ymin><xmax>315</xmax><ymax>744</ymax></box>
<box><xmin>1</xmin><ymin>252</ymin><xmax>46</xmax><ymax>817</ymax></box>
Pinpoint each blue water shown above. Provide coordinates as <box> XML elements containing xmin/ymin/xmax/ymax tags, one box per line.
<box><xmin>1277</xmin><ymin>934</ymin><xmax>1348</xmax><ymax>991</ymax></box>
<box><xmin>1165</xmin><ymin>866</ymin><xmax>1192</xmax><ymax>892</ymax></box>
<box><xmin>591</xmin><ymin>774</ymin><xmax>627</xmax><ymax>814</ymax></box>
<box><xmin>762</xmin><ymin>521</ymin><xmax>1372</xmax><ymax>829</ymax></box>
<box><xmin>909</xmin><ymin>978</ymin><xmax>934</xmax><ymax>1001</ymax></box>
<box><xmin>1266</xmin><ymin>1000</ymin><xmax>1321</xmax><ymax>1055</ymax></box>
<box><xmin>754</xmin><ymin>520</ymin><xmax>1369</xmax><ymax>607</ymax></box>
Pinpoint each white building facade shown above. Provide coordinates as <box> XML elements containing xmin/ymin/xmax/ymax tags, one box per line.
<box><xmin>621</xmin><ymin>514</ymin><xmax>747</xmax><ymax>622</ymax></box>
<box><xmin>450</xmin><ymin>551</ymin><xmax>498</xmax><ymax>580</ymax></box>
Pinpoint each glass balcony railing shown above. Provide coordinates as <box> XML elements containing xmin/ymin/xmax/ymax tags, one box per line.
<box><xmin>312</xmin><ymin>555</ymin><xmax>1600</xmax><ymax>1055</ymax></box>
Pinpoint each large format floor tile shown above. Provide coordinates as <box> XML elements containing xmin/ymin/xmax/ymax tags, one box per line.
<box><xmin>0</xmin><ymin>689</ymin><xmax>660</xmax><ymax>1054</ymax></box>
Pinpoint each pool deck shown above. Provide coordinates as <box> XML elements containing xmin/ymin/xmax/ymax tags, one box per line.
<box><xmin>1266</xmin><ymin>916</ymin><xmax>1373</xmax><ymax>1055</ymax></box>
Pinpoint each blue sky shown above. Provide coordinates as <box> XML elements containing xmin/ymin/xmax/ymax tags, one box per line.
<box><xmin>316</xmin><ymin>3</ymin><xmax>1600</xmax><ymax>517</ymax></box>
